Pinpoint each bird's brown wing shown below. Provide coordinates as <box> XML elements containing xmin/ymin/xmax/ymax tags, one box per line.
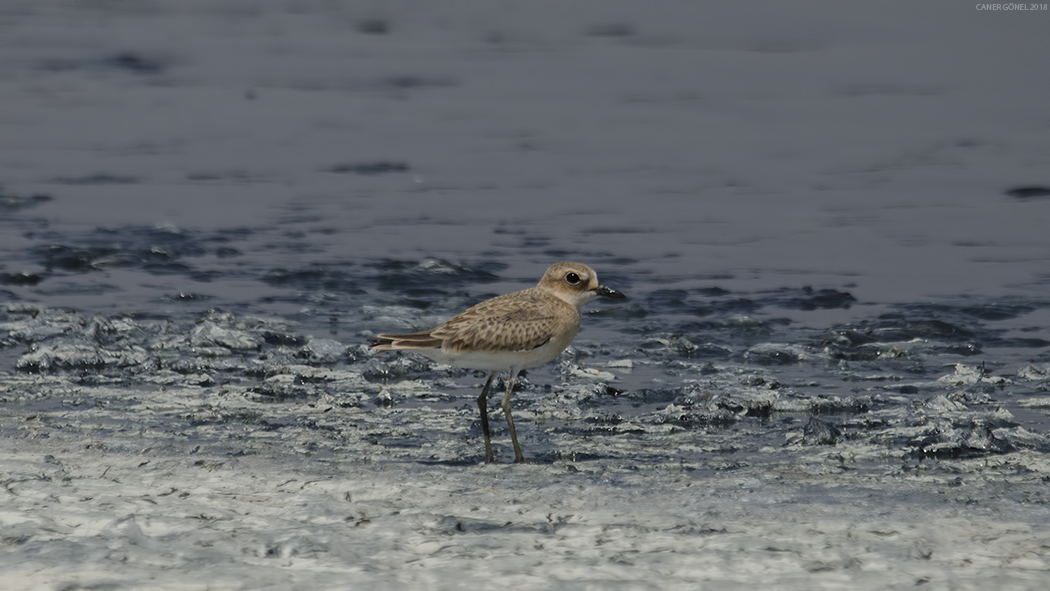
<box><xmin>429</xmin><ymin>291</ymin><xmax>566</xmax><ymax>353</ymax></box>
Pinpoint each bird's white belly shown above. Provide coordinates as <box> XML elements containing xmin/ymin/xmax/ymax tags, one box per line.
<box><xmin>417</xmin><ymin>334</ymin><xmax>574</xmax><ymax>371</ymax></box>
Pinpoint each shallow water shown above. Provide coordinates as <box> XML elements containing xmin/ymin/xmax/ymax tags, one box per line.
<box><xmin>2</xmin><ymin>2</ymin><xmax>1050</xmax><ymax>589</ymax></box>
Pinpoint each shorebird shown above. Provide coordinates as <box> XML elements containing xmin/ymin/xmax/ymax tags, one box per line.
<box><xmin>369</xmin><ymin>262</ymin><xmax>626</xmax><ymax>463</ymax></box>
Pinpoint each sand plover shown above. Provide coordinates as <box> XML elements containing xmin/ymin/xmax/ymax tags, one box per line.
<box><xmin>369</xmin><ymin>262</ymin><xmax>626</xmax><ymax>463</ymax></box>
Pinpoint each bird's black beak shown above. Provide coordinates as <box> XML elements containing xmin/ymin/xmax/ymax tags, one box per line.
<box><xmin>592</xmin><ymin>285</ymin><xmax>626</xmax><ymax>299</ymax></box>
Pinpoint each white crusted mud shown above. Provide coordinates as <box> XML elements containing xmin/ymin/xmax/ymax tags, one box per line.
<box><xmin>4</xmin><ymin>300</ymin><xmax>1050</xmax><ymax>589</ymax></box>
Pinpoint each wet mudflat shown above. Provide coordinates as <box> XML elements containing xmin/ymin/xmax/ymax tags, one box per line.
<box><xmin>2</xmin><ymin>2</ymin><xmax>1050</xmax><ymax>590</ymax></box>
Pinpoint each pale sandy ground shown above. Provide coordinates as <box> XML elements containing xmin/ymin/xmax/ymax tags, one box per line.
<box><xmin>4</xmin><ymin>430</ymin><xmax>1050</xmax><ymax>591</ymax></box>
<box><xmin>3</xmin><ymin>370</ymin><xmax>1050</xmax><ymax>590</ymax></box>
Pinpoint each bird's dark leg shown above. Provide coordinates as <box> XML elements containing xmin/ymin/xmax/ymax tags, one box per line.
<box><xmin>501</xmin><ymin>368</ymin><xmax>525</xmax><ymax>463</ymax></box>
<box><xmin>477</xmin><ymin>371</ymin><xmax>497</xmax><ymax>463</ymax></box>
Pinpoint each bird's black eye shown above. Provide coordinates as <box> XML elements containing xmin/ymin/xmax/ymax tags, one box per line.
<box><xmin>565</xmin><ymin>272</ymin><xmax>580</xmax><ymax>285</ymax></box>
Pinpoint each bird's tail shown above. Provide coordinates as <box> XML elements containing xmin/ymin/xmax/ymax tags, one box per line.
<box><xmin>369</xmin><ymin>331</ymin><xmax>443</xmax><ymax>351</ymax></box>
